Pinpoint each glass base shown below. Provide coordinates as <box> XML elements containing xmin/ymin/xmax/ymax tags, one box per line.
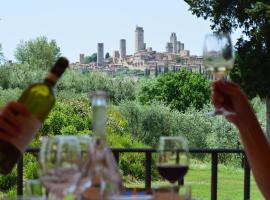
<box><xmin>207</xmin><ymin>107</ymin><xmax>236</xmax><ymax>117</ymax></box>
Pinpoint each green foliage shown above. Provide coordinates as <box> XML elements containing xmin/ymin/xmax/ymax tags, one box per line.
<box><xmin>41</xmin><ymin>100</ymin><xmax>91</xmax><ymax>136</ymax></box>
<box><xmin>119</xmin><ymin>100</ymin><xmax>240</xmax><ymax>151</ymax></box>
<box><xmin>0</xmin><ymin>44</ymin><xmax>3</xmax><ymax>65</ymax></box>
<box><xmin>176</xmin><ymin>56</ymin><xmax>182</xmax><ymax>64</ymax></box>
<box><xmin>84</xmin><ymin>56</ymin><xmax>92</xmax><ymax>64</ymax></box>
<box><xmin>137</xmin><ymin>69</ymin><xmax>211</xmax><ymax>111</ymax></box>
<box><xmin>231</xmin><ymin>36</ymin><xmax>270</xmax><ymax>99</ymax></box>
<box><xmin>14</xmin><ymin>36</ymin><xmax>60</xmax><ymax>69</ymax></box>
<box><xmin>0</xmin><ymin>169</ymin><xmax>17</xmax><ymax>191</ymax></box>
<box><xmin>83</xmin><ymin>53</ymin><xmax>98</xmax><ymax>64</ymax></box>
<box><xmin>58</xmin><ymin>71</ymin><xmax>137</xmax><ymax>104</ymax></box>
<box><xmin>185</xmin><ymin>0</ymin><xmax>270</xmax><ymax>136</ymax></box>
<box><xmin>91</xmin><ymin>53</ymin><xmax>97</xmax><ymax>62</ymax></box>
<box><xmin>0</xmin><ymin>87</ymin><xmax>21</xmax><ymax>106</ymax></box>
<box><xmin>24</xmin><ymin>154</ymin><xmax>39</xmax><ymax>179</ymax></box>
<box><xmin>0</xmin><ymin>63</ymin><xmax>46</xmax><ymax>89</ymax></box>
<box><xmin>105</xmin><ymin>52</ymin><xmax>110</xmax><ymax>59</ymax></box>
<box><xmin>106</xmin><ymin>107</ymin><xmax>157</xmax><ymax>180</ymax></box>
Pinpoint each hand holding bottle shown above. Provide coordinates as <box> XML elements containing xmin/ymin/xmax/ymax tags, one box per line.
<box><xmin>0</xmin><ymin>57</ymin><xmax>69</xmax><ymax>174</ymax></box>
<box><xmin>0</xmin><ymin>101</ymin><xmax>31</xmax><ymax>137</ymax></box>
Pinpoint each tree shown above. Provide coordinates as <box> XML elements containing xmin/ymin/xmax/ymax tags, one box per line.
<box><xmin>14</xmin><ymin>36</ymin><xmax>61</xmax><ymax>69</ymax></box>
<box><xmin>176</xmin><ymin>56</ymin><xmax>182</xmax><ymax>64</ymax></box>
<box><xmin>185</xmin><ymin>1</ymin><xmax>270</xmax><ymax>137</ymax></box>
<box><xmin>105</xmin><ymin>52</ymin><xmax>110</xmax><ymax>59</ymax></box>
<box><xmin>91</xmin><ymin>53</ymin><xmax>97</xmax><ymax>62</ymax></box>
<box><xmin>137</xmin><ymin>69</ymin><xmax>211</xmax><ymax>111</ymax></box>
<box><xmin>0</xmin><ymin>44</ymin><xmax>4</xmax><ymax>65</ymax></box>
<box><xmin>84</xmin><ymin>56</ymin><xmax>92</xmax><ymax>64</ymax></box>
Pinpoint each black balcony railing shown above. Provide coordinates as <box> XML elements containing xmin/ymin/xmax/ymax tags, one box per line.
<box><xmin>17</xmin><ymin>148</ymin><xmax>251</xmax><ymax>200</ymax></box>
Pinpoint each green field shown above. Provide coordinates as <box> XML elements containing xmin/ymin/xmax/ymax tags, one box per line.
<box><xmin>126</xmin><ymin>163</ymin><xmax>264</xmax><ymax>200</ymax></box>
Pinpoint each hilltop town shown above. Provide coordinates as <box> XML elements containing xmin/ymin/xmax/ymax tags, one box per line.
<box><xmin>73</xmin><ymin>26</ymin><xmax>206</xmax><ymax>77</ymax></box>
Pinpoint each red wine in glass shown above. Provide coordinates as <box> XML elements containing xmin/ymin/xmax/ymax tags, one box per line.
<box><xmin>157</xmin><ymin>165</ymin><xmax>189</xmax><ymax>184</ymax></box>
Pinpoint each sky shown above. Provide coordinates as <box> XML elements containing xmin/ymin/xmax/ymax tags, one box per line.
<box><xmin>0</xmin><ymin>0</ymin><xmax>243</xmax><ymax>62</ymax></box>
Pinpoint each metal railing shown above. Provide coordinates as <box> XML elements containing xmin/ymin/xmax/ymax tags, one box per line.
<box><xmin>17</xmin><ymin>148</ymin><xmax>251</xmax><ymax>200</ymax></box>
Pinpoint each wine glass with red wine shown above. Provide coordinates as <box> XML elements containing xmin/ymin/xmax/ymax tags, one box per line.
<box><xmin>157</xmin><ymin>136</ymin><xmax>189</xmax><ymax>198</ymax></box>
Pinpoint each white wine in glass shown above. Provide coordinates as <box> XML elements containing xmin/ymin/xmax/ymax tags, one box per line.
<box><xmin>203</xmin><ymin>33</ymin><xmax>235</xmax><ymax>116</ymax></box>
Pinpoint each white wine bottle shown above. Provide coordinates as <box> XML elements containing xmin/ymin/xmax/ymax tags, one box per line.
<box><xmin>0</xmin><ymin>57</ymin><xmax>69</xmax><ymax>174</ymax></box>
<box><xmin>85</xmin><ymin>91</ymin><xmax>122</xmax><ymax>198</ymax></box>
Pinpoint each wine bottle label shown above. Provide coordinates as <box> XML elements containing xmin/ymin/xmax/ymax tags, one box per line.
<box><xmin>0</xmin><ymin>114</ymin><xmax>41</xmax><ymax>153</ymax></box>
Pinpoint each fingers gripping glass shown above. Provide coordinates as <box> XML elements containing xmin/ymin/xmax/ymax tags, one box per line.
<box><xmin>203</xmin><ymin>33</ymin><xmax>235</xmax><ymax>116</ymax></box>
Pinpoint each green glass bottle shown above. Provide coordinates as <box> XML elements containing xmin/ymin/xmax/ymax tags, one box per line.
<box><xmin>0</xmin><ymin>57</ymin><xmax>69</xmax><ymax>174</ymax></box>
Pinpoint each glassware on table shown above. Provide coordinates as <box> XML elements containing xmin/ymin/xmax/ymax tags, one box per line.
<box><xmin>203</xmin><ymin>33</ymin><xmax>235</xmax><ymax>116</ymax></box>
<box><xmin>39</xmin><ymin>135</ymin><xmax>82</xmax><ymax>199</ymax></box>
<box><xmin>178</xmin><ymin>185</ymin><xmax>192</xmax><ymax>200</ymax></box>
<box><xmin>109</xmin><ymin>195</ymin><xmax>154</xmax><ymax>200</ymax></box>
<box><xmin>73</xmin><ymin>135</ymin><xmax>93</xmax><ymax>195</ymax></box>
<box><xmin>156</xmin><ymin>136</ymin><xmax>189</xmax><ymax>200</ymax></box>
<box><xmin>25</xmin><ymin>179</ymin><xmax>44</xmax><ymax>200</ymax></box>
<box><xmin>153</xmin><ymin>185</ymin><xmax>191</xmax><ymax>200</ymax></box>
<box><xmin>80</xmin><ymin>91</ymin><xmax>122</xmax><ymax>200</ymax></box>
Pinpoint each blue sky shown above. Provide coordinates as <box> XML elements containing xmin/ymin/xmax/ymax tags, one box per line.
<box><xmin>0</xmin><ymin>0</ymin><xmax>242</xmax><ymax>62</ymax></box>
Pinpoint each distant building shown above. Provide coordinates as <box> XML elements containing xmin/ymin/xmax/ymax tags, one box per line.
<box><xmin>176</xmin><ymin>42</ymin><xmax>181</xmax><ymax>53</ymax></box>
<box><xmin>180</xmin><ymin>50</ymin><xmax>190</xmax><ymax>57</ymax></box>
<box><xmin>79</xmin><ymin>53</ymin><xmax>85</xmax><ymax>64</ymax></box>
<box><xmin>120</xmin><ymin>39</ymin><xmax>126</xmax><ymax>59</ymax></box>
<box><xmin>97</xmin><ymin>43</ymin><xmax>104</xmax><ymax>66</ymax></box>
<box><xmin>112</xmin><ymin>50</ymin><xmax>120</xmax><ymax>58</ymax></box>
<box><xmin>135</xmin><ymin>26</ymin><xmax>144</xmax><ymax>53</ymax></box>
<box><xmin>166</xmin><ymin>42</ymin><xmax>173</xmax><ymax>53</ymax></box>
<box><xmin>180</xmin><ymin>43</ymin><xmax>184</xmax><ymax>51</ymax></box>
<box><xmin>170</xmin><ymin>33</ymin><xmax>177</xmax><ymax>53</ymax></box>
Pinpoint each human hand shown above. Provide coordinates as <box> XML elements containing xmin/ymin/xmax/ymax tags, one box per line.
<box><xmin>212</xmin><ymin>80</ymin><xmax>256</xmax><ymax>127</ymax></box>
<box><xmin>0</xmin><ymin>101</ymin><xmax>30</xmax><ymax>137</ymax></box>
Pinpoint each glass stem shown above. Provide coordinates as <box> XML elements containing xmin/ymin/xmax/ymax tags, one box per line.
<box><xmin>171</xmin><ymin>183</ymin><xmax>177</xmax><ymax>200</ymax></box>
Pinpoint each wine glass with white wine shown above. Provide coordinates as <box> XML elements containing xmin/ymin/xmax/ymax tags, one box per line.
<box><xmin>203</xmin><ymin>33</ymin><xmax>235</xmax><ymax>116</ymax></box>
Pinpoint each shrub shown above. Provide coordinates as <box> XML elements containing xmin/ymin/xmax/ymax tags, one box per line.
<box><xmin>0</xmin><ymin>87</ymin><xmax>21</xmax><ymax>106</ymax></box>
<box><xmin>137</xmin><ymin>69</ymin><xmax>211</xmax><ymax>111</ymax></box>
<box><xmin>0</xmin><ymin>63</ymin><xmax>46</xmax><ymax>89</ymax></box>
<box><xmin>119</xmin><ymin>100</ymin><xmax>243</xmax><ymax>165</ymax></box>
<box><xmin>0</xmin><ymin>169</ymin><xmax>17</xmax><ymax>191</ymax></box>
<box><xmin>119</xmin><ymin>101</ymin><xmax>212</xmax><ymax>148</ymax></box>
<box><xmin>40</xmin><ymin>100</ymin><xmax>91</xmax><ymax>136</ymax></box>
<box><xmin>57</xmin><ymin>71</ymin><xmax>137</xmax><ymax>104</ymax></box>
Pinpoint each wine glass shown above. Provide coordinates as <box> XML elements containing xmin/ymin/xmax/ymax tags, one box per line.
<box><xmin>25</xmin><ymin>179</ymin><xmax>44</xmax><ymax>200</ymax></box>
<box><xmin>156</xmin><ymin>136</ymin><xmax>189</xmax><ymax>199</ymax></box>
<box><xmin>203</xmin><ymin>33</ymin><xmax>235</xmax><ymax>116</ymax></box>
<box><xmin>73</xmin><ymin>135</ymin><xmax>93</xmax><ymax>196</ymax></box>
<box><xmin>39</xmin><ymin>136</ymin><xmax>82</xmax><ymax>199</ymax></box>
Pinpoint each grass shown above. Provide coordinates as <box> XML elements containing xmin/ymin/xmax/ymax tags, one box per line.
<box><xmin>126</xmin><ymin>162</ymin><xmax>264</xmax><ymax>200</ymax></box>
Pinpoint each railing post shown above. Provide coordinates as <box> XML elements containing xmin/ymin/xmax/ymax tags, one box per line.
<box><xmin>244</xmin><ymin>154</ymin><xmax>250</xmax><ymax>200</ymax></box>
<box><xmin>17</xmin><ymin>156</ymin><xmax>23</xmax><ymax>196</ymax></box>
<box><xmin>145</xmin><ymin>151</ymin><xmax>152</xmax><ymax>190</ymax></box>
<box><xmin>211</xmin><ymin>152</ymin><xmax>218</xmax><ymax>200</ymax></box>
<box><xmin>112</xmin><ymin>150</ymin><xmax>120</xmax><ymax>165</ymax></box>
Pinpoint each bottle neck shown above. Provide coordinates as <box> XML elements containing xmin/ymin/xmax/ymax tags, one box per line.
<box><xmin>43</xmin><ymin>72</ymin><xmax>59</xmax><ymax>87</ymax></box>
<box><xmin>93</xmin><ymin>104</ymin><xmax>107</xmax><ymax>144</ymax></box>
